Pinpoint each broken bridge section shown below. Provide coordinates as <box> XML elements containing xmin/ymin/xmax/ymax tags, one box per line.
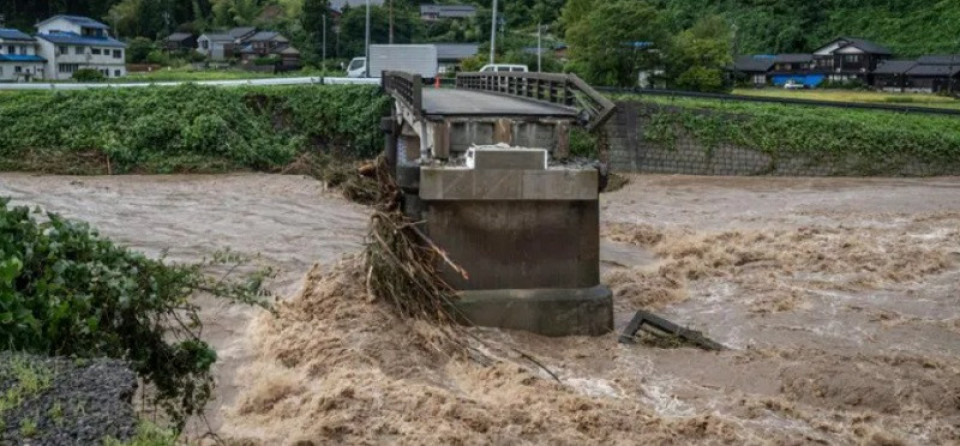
<box><xmin>381</xmin><ymin>71</ymin><xmax>616</xmax><ymax>337</ymax></box>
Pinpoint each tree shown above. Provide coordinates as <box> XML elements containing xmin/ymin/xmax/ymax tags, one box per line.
<box><xmin>564</xmin><ymin>0</ymin><xmax>667</xmax><ymax>86</ymax></box>
<box><xmin>301</xmin><ymin>0</ymin><xmax>333</xmax><ymax>64</ymax></box>
<box><xmin>336</xmin><ymin>4</ymin><xmax>422</xmax><ymax>58</ymax></box>
<box><xmin>667</xmin><ymin>15</ymin><xmax>734</xmax><ymax>92</ymax></box>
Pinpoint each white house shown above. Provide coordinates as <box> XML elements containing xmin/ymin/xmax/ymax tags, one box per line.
<box><xmin>0</xmin><ymin>28</ymin><xmax>46</xmax><ymax>81</ymax></box>
<box><xmin>33</xmin><ymin>15</ymin><xmax>127</xmax><ymax>80</ymax></box>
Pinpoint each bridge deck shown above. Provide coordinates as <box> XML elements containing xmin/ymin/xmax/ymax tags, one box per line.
<box><xmin>421</xmin><ymin>89</ymin><xmax>578</xmax><ymax>118</ymax></box>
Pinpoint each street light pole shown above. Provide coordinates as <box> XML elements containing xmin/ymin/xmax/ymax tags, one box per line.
<box><xmin>365</xmin><ymin>0</ymin><xmax>371</xmax><ymax>77</ymax></box>
<box><xmin>489</xmin><ymin>0</ymin><xmax>498</xmax><ymax>64</ymax></box>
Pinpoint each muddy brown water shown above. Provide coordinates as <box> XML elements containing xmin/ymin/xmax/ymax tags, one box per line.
<box><xmin>2</xmin><ymin>172</ymin><xmax>959</xmax><ymax>443</ymax></box>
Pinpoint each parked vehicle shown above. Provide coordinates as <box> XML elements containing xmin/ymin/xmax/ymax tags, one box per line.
<box><xmin>479</xmin><ymin>64</ymin><xmax>529</xmax><ymax>73</ymax></box>
<box><xmin>783</xmin><ymin>79</ymin><xmax>805</xmax><ymax>90</ymax></box>
<box><xmin>346</xmin><ymin>44</ymin><xmax>438</xmax><ymax>79</ymax></box>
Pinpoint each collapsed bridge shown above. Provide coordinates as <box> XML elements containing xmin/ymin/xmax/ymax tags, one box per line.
<box><xmin>381</xmin><ymin>71</ymin><xmax>616</xmax><ymax>336</ymax></box>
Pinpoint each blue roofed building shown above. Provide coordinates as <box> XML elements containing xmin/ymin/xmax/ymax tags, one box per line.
<box><xmin>0</xmin><ymin>28</ymin><xmax>46</xmax><ymax>81</ymax></box>
<box><xmin>34</xmin><ymin>15</ymin><xmax>127</xmax><ymax>80</ymax></box>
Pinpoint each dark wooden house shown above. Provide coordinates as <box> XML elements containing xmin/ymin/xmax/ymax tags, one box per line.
<box><xmin>163</xmin><ymin>32</ymin><xmax>196</xmax><ymax>52</ymax></box>
<box><xmin>812</xmin><ymin>37</ymin><xmax>892</xmax><ymax>83</ymax></box>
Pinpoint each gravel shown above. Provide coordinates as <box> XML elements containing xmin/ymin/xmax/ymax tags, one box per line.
<box><xmin>0</xmin><ymin>352</ymin><xmax>138</xmax><ymax>445</ymax></box>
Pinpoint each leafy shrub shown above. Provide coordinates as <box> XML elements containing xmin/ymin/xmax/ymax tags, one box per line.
<box><xmin>145</xmin><ymin>50</ymin><xmax>170</xmax><ymax>66</ymax></box>
<box><xmin>0</xmin><ymin>199</ymin><xmax>269</xmax><ymax>429</ymax></box>
<box><xmin>0</xmin><ymin>84</ymin><xmax>390</xmax><ymax>174</ymax></box>
<box><xmin>72</xmin><ymin>69</ymin><xmax>106</xmax><ymax>82</ymax></box>
<box><xmin>126</xmin><ymin>37</ymin><xmax>156</xmax><ymax>64</ymax></box>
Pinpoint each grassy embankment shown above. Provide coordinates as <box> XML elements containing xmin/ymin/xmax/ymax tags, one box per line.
<box><xmin>121</xmin><ymin>66</ymin><xmax>345</xmax><ymax>83</ymax></box>
<box><xmin>606</xmin><ymin>93</ymin><xmax>960</xmax><ymax>175</ymax></box>
<box><xmin>0</xmin><ymin>84</ymin><xmax>388</xmax><ymax>175</ymax></box>
<box><xmin>732</xmin><ymin>88</ymin><xmax>960</xmax><ymax>110</ymax></box>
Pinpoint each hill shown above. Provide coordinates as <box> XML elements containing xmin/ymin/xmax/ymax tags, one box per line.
<box><xmin>652</xmin><ymin>0</ymin><xmax>960</xmax><ymax>57</ymax></box>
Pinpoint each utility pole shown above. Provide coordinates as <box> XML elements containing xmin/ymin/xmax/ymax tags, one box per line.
<box><xmin>489</xmin><ymin>0</ymin><xmax>498</xmax><ymax>64</ymax></box>
<box><xmin>365</xmin><ymin>0</ymin><xmax>371</xmax><ymax>77</ymax></box>
<box><xmin>537</xmin><ymin>22</ymin><xmax>542</xmax><ymax>72</ymax></box>
<box><xmin>322</xmin><ymin>14</ymin><xmax>327</xmax><ymax>72</ymax></box>
<box><xmin>389</xmin><ymin>0</ymin><xmax>394</xmax><ymax>44</ymax></box>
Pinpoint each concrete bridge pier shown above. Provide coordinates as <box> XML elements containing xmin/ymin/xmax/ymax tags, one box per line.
<box><xmin>382</xmin><ymin>71</ymin><xmax>616</xmax><ymax>337</ymax></box>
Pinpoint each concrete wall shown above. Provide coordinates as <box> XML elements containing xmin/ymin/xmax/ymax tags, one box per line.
<box><xmin>605</xmin><ymin>101</ymin><xmax>954</xmax><ymax>176</ymax></box>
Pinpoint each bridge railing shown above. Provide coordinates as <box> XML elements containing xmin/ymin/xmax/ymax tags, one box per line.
<box><xmin>456</xmin><ymin>72</ymin><xmax>616</xmax><ymax>132</ymax></box>
<box><xmin>382</xmin><ymin>71</ymin><xmax>423</xmax><ymax>117</ymax></box>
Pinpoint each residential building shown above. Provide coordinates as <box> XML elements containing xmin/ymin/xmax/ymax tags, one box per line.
<box><xmin>420</xmin><ymin>4</ymin><xmax>477</xmax><ymax>21</ymax></box>
<box><xmin>732</xmin><ymin>55</ymin><xmax>775</xmax><ymax>86</ymax></box>
<box><xmin>872</xmin><ymin>60</ymin><xmax>916</xmax><ymax>92</ymax></box>
<box><xmin>435</xmin><ymin>43</ymin><xmax>478</xmax><ymax>74</ymax></box>
<box><xmin>238</xmin><ymin>31</ymin><xmax>301</xmax><ymax>70</ymax></box>
<box><xmin>812</xmin><ymin>37</ymin><xmax>892</xmax><ymax>83</ymax></box>
<box><xmin>163</xmin><ymin>32</ymin><xmax>196</xmax><ymax>52</ymax></box>
<box><xmin>0</xmin><ymin>28</ymin><xmax>45</xmax><ymax>81</ymax></box>
<box><xmin>904</xmin><ymin>55</ymin><xmax>960</xmax><ymax>93</ymax></box>
<box><xmin>197</xmin><ymin>27</ymin><xmax>257</xmax><ymax>61</ymax></box>
<box><xmin>34</xmin><ymin>15</ymin><xmax>127</xmax><ymax>80</ymax></box>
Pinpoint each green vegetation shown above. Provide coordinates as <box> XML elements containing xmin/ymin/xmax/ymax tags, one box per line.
<box><xmin>103</xmin><ymin>421</ymin><xmax>178</xmax><ymax>446</ymax></box>
<box><xmin>611</xmin><ymin>94</ymin><xmax>960</xmax><ymax>175</ymax></box>
<box><xmin>733</xmin><ymin>88</ymin><xmax>960</xmax><ymax>110</ymax></box>
<box><xmin>0</xmin><ymin>84</ymin><xmax>389</xmax><ymax>175</ymax></box>
<box><xmin>0</xmin><ymin>358</ymin><xmax>54</xmax><ymax>419</ymax></box>
<box><xmin>0</xmin><ymin>198</ymin><xmax>272</xmax><ymax>428</ymax></box>
<box><xmin>652</xmin><ymin>0</ymin><xmax>960</xmax><ymax>57</ymax></box>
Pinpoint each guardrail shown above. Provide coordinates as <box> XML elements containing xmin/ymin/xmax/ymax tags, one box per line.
<box><xmin>595</xmin><ymin>87</ymin><xmax>960</xmax><ymax>117</ymax></box>
<box><xmin>0</xmin><ymin>77</ymin><xmax>381</xmax><ymax>90</ymax></box>
<box><xmin>456</xmin><ymin>72</ymin><xmax>617</xmax><ymax>131</ymax></box>
<box><xmin>382</xmin><ymin>71</ymin><xmax>423</xmax><ymax>117</ymax></box>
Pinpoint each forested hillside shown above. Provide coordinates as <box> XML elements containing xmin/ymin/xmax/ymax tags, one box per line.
<box><xmin>3</xmin><ymin>0</ymin><xmax>958</xmax><ymax>57</ymax></box>
<box><xmin>652</xmin><ymin>0</ymin><xmax>960</xmax><ymax>57</ymax></box>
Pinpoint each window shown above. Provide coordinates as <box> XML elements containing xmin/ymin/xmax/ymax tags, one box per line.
<box><xmin>115</xmin><ymin>69</ymin><xmax>121</xmax><ymax>77</ymax></box>
<box><xmin>14</xmin><ymin>66</ymin><xmax>21</xmax><ymax>73</ymax></box>
<box><xmin>58</xmin><ymin>63</ymin><xmax>79</xmax><ymax>73</ymax></box>
<box><xmin>113</xmin><ymin>50</ymin><xmax>121</xmax><ymax>59</ymax></box>
<box><xmin>201</xmin><ymin>40</ymin><xmax>209</xmax><ymax>50</ymax></box>
<box><xmin>843</xmin><ymin>54</ymin><xmax>862</xmax><ymax>63</ymax></box>
<box><xmin>75</xmin><ymin>46</ymin><xmax>83</xmax><ymax>55</ymax></box>
<box><xmin>7</xmin><ymin>45</ymin><xmax>13</xmax><ymax>54</ymax></box>
<box><xmin>59</xmin><ymin>46</ymin><xmax>68</xmax><ymax>55</ymax></box>
<box><xmin>0</xmin><ymin>67</ymin><xmax>3</xmax><ymax>75</ymax></box>
<box><xmin>91</xmin><ymin>48</ymin><xmax>101</xmax><ymax>55</ymax></box>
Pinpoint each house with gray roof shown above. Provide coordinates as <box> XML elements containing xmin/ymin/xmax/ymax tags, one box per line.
<box><xmin>812</xmin><ymin>37</ymin><xmax>892</xmax><ymax>83</ymax></box>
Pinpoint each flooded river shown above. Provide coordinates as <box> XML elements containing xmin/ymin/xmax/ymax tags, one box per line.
<box><xmin>2</xmin><ymin>172</ymin><xmax>958</xmax><ymax>444</ymax></box>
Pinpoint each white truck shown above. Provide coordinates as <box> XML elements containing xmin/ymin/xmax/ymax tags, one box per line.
<box><xmin>346</xmin><ymin>44</ymin><xmax>439</xmax><ymax>79</ymax></box>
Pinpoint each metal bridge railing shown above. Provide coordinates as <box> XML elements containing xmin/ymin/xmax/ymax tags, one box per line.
<box><xmin>382</xmin><ymin>71</ymin><xmax>423</xmax><ymax>117</ymax></box>
<box><xmin>456</xmin><ymin>71</ymin><xmax>617</xmax><ymax>132</ymax></box>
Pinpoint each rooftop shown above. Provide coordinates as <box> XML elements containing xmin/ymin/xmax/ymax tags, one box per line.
<box><xmin>36</xmin><ymin>31</ymin><xmax>126</xmax><ymax>48</ymax></box>
<box><xmin>0</xmin><ymin>28</ymin><xmax>35</xmax><ymax>41</ymax></box>
<box><xmin>228</xmin><ymin>27</ymin><xmax>257</xmax><ymax>39</ymax></box>
<box><xmin>331</xmin><ymin>0</ymin><xmax>385</xmax><ymax>12</ymax></box>
<box><xmin>906</xmin><ymin>64</ymin><xmax>960</xmax><ymax>77</ymax></box>
<box><xmin>37</xmin><ymin>15</ymin><xmax>110</xmax><ymax>30</ymax></box>
<box><xmin>774</xmin><ymin>54</ymin><xmax>813</xmax><ymax>64</ymax></box>
<box><xmin>435</xmin><ymin>43</ymin><xmax>479</xmax><ymax>60</ymax></box>
<box><xmin>873</xmin><ymin>60</ymin><xmax>917</xmax><ymax>75</ymax></box>
<box><xmin>246</xmin><ymin>31</ymin><xmax>288</xmax><ymax>42</ymax></box>
<box><xmin>165</xmin><ymin>32</ymin><xmax>194</xmax><ymax>42</ymax></box>
<box><xmin>733</xmin><ymin>55</ymin><xmax>775</xmax><ymax>72</ymax></box>
<box><xmin>420</xmin><ymin>4</ymin><xmax>478</xmax><ymax>18</ymax></box>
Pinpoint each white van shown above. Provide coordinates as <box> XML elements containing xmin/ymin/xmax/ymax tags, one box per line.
<box><xmin>479</xmin><ymin>64</ymin><xmax>529</xmax><ymax>73</ymax></box>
